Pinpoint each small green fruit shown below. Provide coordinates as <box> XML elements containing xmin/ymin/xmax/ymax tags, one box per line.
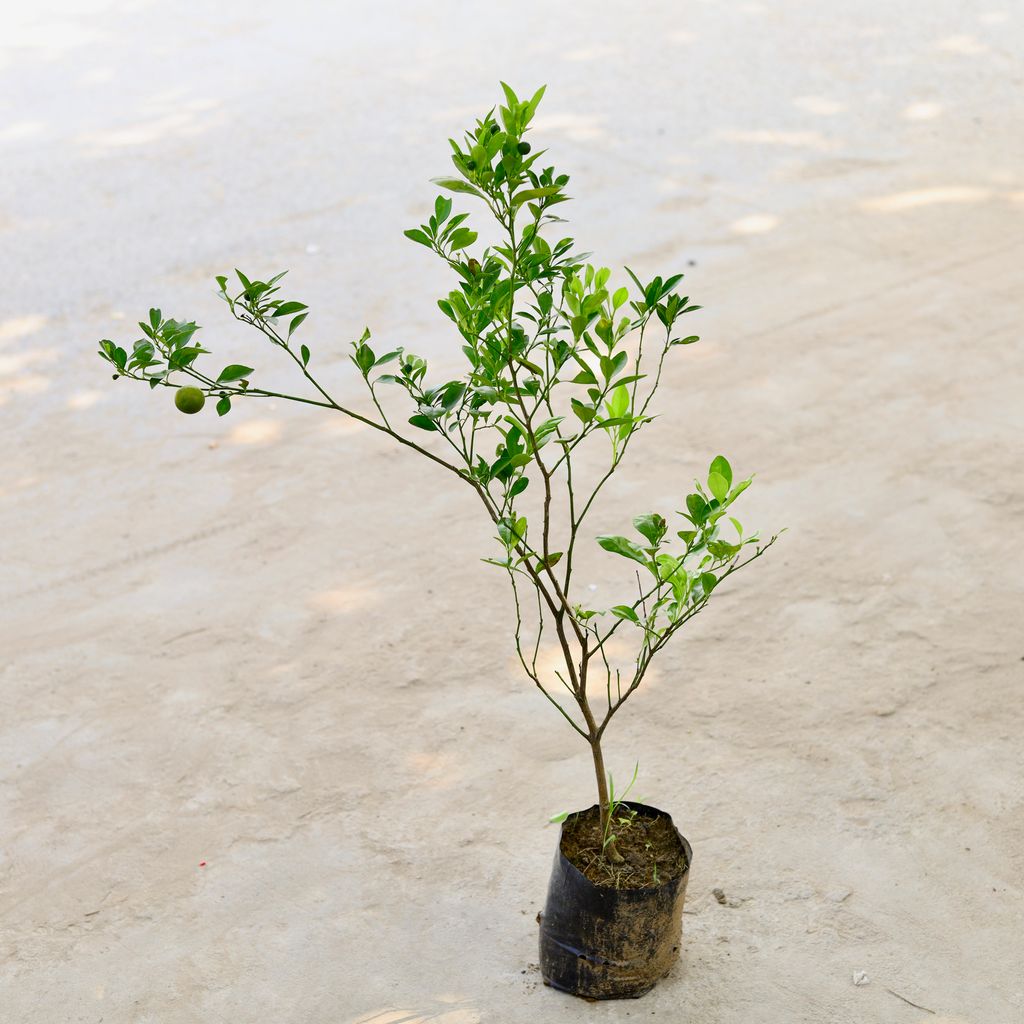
<box><xmin>175</xmin><ymin>386</ymin><xmax>206</xmax><ymax>414</ymax></box>
<box><xmin>517</xmin><ymin>141</ymin><xmax>531</xmax><ymax>155</ymax></box>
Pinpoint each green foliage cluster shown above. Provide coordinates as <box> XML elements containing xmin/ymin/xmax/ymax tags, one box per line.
<box><xmin>98</xmin><ymin>84</ymin><xmax>777</xmax><ymax>841</ymax></box>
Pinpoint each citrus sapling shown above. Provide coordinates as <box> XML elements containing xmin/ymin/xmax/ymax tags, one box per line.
<box><xmin>98</xmin><ymin>83</ymin><xmax>780</xmax><ymax>998</ymax></box>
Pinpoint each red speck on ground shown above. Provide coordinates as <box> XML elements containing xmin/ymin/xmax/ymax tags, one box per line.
<box><xmin>199</xmin><ymin>861</ymin><xmax>207</xmax><ymax>867</ymax></box>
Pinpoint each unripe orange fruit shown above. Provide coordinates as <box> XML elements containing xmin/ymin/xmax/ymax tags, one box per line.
<box><xmin>174</xmin><ymin>386</ymin><xmax>205</xmax><ymax>414</ymax></box>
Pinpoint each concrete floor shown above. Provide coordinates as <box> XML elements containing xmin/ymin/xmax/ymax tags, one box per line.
<box><xmin>1</xmin><ymin>1</ymin><xmax>1022</xmax><ymax>1022</ymax></box>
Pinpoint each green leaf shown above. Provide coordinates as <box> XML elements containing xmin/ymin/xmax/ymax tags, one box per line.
<box><xmin>273</xmin><ymin>301</ymin><xmax>307</xmax><ymax>318</ymax></box>
<box><xmin>216</xmin><ymin>396</ymin><xmax>231</xmax><ymax>416</ymax></box>
<box><xmin>685</xmin><ymin>493</ymin><xmax>709</xmax><ymax>525</ymax></box>
<box><xmin>570</xmin><ymin>366</ymin><xmax>597</xmax><ymax>386</ymax></box>
<box><xmin>606</xmin><ymin>383</ymin><xmax>629</xmax><ymax>419</ymax></box>
<box><xmin>729</xmin><ymin>477</ymin><xmax>753</xmax><ymax>501</ymax></box>
<box><xmin>612</xmin><ymin>286</ymin><xmax>628</xmax><ymax>310</ymax></box>
<box><xmin>300</xmin><ymin>344</ymin><xmax>311</xmax><ymax>367</ymax></box>
<box><xmin>596</xmin><ymin>535</ymin><xmax>648</xmax><ymax>566</ymax></box>
<box><xmin>708</xmin><ymin>540</ymin><xmax>741</xmax><ymax>559</ymax></box>
<box><xmin>571</xmin><ymin>398</ymin><xmax>595</xmax><ymax>423</ymax></box>
<box><xmin>439</xmin><ymin>382</ymin><xmax>466</xmax><ymax>411</ymax></box>
<box><xmin>610</xmin><ymin>605</ymin><xmax>640</xmax><ymax>623</ymax></box>
<box><xmin>217</xmin><ymin>364</ymin><xmax>254</xmax><ymax>383</ymax></box>
<box><xmin>432</xmin><ymin>177</ymin><xmax>486</xmax><ymax>198</ymax></box>
<box><xmin>537</xmin><ymin>551</ymin><xmax>563</xmax><ymax>570</ymax></box>
<box><xmin>408</xmin><ymin>414</ymin><xmax>438</xmax><ymax>432</ymax></box>
<box><xmin>548</xmin><ymin>811</ymin><xmax>570</xmax><ymax>824</ymax></box>
<box><xmin>534</xmin><ymin>416</ymin><xmax>564</xmax><ymax>444</ymax></box>
<box><xmin>448</xmin><ymin>227</ymin><xmax>478</xmax><ymax>251</ymax></box>
<box><xmin>633</xmin><ymin>513</ymin><xmax>667</xmax><ymax>546</ymax></box>
<box><xmin>660</xmin><ymin>273</ymin><xmax>684</xmax><ymax>297</ymax></box>
<box><xmin>404</xmin><ymin>228</ymin><xmax>433</xmax><ymax>248</ymax></box>
<box><xmin>355</xmin><ymin>343</ymin><xmax>375</xmax><ymax>375</ymax></box>
<box><xmin>701</xmin><ymin>572</ymin><xmax>718</xmax><ymax>595</ymax></box>
<box><xmin>511</xmin><ymin>186</ymin><xmax>561</xmax><ymax>206</ymax></box>
<box><xmin>288</xmin><ymin>312</ymin><xmax>308</xmax><ymax>337</ymax></box>
<box><xmin>509</xmin><ymin>476</ymin><xmax>530</xmax><ymax>497</ymax></box>
<box><xmin>515</xmin><ymin>515</ymin><xmax>528</xmax><ymax>541</ymax></box>
<box><xmin>482</xmin><ymin>556</ymin><xmax>512</xmax><ymax>569</ymax></box>
<box><xmin>434</xmin><ymin>195</ymin><xmax>452</xmax><ymax>224</ymax></box>
<box><xmin>500</xmin><ymin>81</ymin><xmax>520</xmax><ymax>110</ymax></box>
<box><xmin>709</xmin><ymin>455</ymin><xmax>733</xmax><ymax>492</ymax></box>
<box><xmin>526</xmin><ymin>84</ymin><xmax>547</xmax><ymax>118</ymax></box>
<box><xmin>600</xmin><ymin>350</ymin><xmax>628</xmax><ymax>381</ymax></box>
<box><xmin>148</xmin><ymin>308</ymin><xmax>161</xmax><ymax>331</ymax></box>
<box><xmin>168</xmin><ymin>346</ymin><xmax>203</xmax><ymax>369</ymax></box>
<box><xmin>707</xmin><ymin>471</ymin><xmax>728</xmax><ymax>503</ymax></box>
<box><xmin>163</xmin><ymin>320</ymin><xmax>199</xmax><ymax>347</ymax></box>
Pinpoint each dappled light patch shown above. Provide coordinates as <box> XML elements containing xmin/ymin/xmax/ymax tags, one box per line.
<box><xmin>861</xmin><ymin>186</ymin><xmax>993</xmax><ymax>212</ymax></box>
<box><xmin>352</xmin><ymin>1008</ymin><xmax>478</xmax><ymax>1024</ymax></box>
<box><xmin>404</xmin><ymin>749</ymin><xmax>465</xmax><ymax>791</ymax></box>
<box><xmin>225</xmin><ymin>418</ymin><xmax>284</xmax><ymax>446</ymax></box>
<box><xmin>718</xmin><ymin>128</ymin><xmax>834</xmax><ymax>151</ymax></box>
<box><xmin>306</xmin><ymin>586</ymin><xmax>380</xmax><ymax>615</ymax></box>
<box><xmin>793</xmin><ymin>96</ymin><xmax>846</xmax><ymax>116</ymax></box>
<box><xmin>0</xmin><ymin>15</ymin><xmax>102</xmax><ymax>64</ymax></box>
<box><xmin>66</xmin><ymin>389</ymin><xmax>103</xmax><ymax>410</ymax></box>
<box><xmin>0</xmin><ymin>474</ymin><xmax>40</xmax><ymax>500</ymax></box>
<box><xmin>522</xmin><ymin>635</ymin><xmax>662</xmax><ymax>699</ymax></box>
<box><xmin>0</xmin><ymin>346</ymin><xmax>56</xmax><ymax>405</ymax></box>
<box><xmin>903</xmin><ymin>101</ymin><xmax>943</xmax><ymax>121</ymax></box>
<box><xmin>319</xmin><ymin>415</ymin><xmax>369</xmax><ymax>437</ymax></box>
<box><xmin>77</xmin><ymin>106</ymin><xmax>218</xmax><ymax>150</ymax></box>
<box><xmin>730</xmin><ymin>213</ymin><xmax>781</xmax><ymax>236</ymax></box>
<box><xmin>0</xmin><ymin>121</ymin><xmax>46</xmax><ymax>144</ymax></box>
<box><xmin>0</xmin><ymin>314</ymin><xmax>47</xmax><ymax>347</ymax></box>
<box><xmin>529</xmin><ymin>645</ymin><xmax>576</xmax><ymax>691</ymax></box>
<box><xmin>934</xmin><ymin>34</ymin><xmax>989</xmax><ymax>56</ymax></box>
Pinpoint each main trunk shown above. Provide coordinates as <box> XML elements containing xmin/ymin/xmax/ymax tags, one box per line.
<box><xmin>590</xmin><ymin>734</ymin><xmax>624</xmax><ymax>863</ymax></box>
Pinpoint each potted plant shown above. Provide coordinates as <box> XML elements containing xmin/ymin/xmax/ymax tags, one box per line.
<box><xmin>98</xmin><ymin>83</ymin><xmax>778</xmax><ymax>999</ymax></box>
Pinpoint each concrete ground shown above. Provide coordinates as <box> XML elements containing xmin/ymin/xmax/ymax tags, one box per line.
<box><xmin>1</xmin><ymin>1</ymin><xmax>1022</xmax><ymax>1022</ymax></box>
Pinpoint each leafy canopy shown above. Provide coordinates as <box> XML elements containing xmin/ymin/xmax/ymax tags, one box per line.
<box><xmin>98</xmin><ymin>84</ymin><xmax>778</xmax><ymax>809</ymax></box>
